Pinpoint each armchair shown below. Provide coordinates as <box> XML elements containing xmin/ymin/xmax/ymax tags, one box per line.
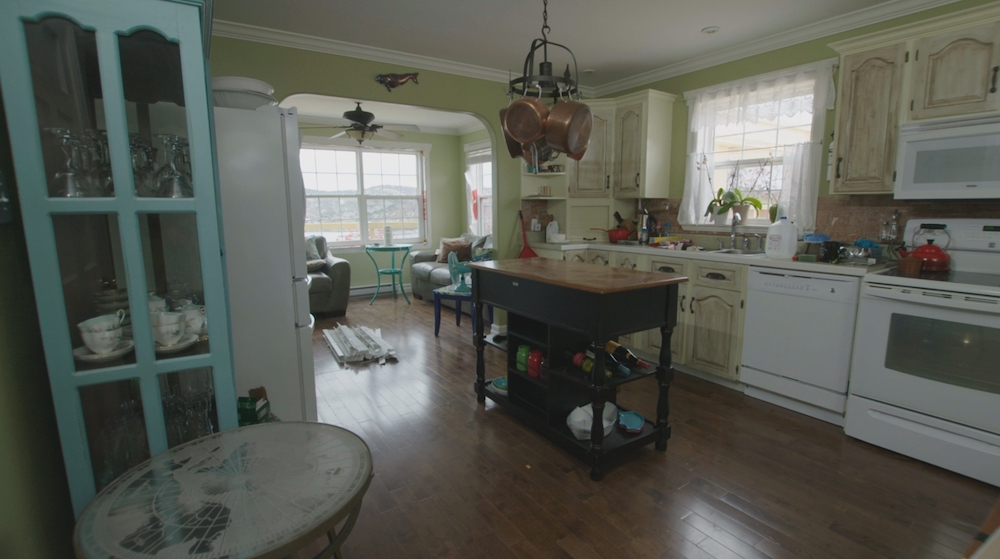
<box><xmin>307</xmin><ymin>236</ymin><xmax>351</xmax><ymax>316</ymax></box>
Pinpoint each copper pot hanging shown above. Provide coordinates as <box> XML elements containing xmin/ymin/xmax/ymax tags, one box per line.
<box><xmin>499</xmin><ymin>108</ymin><xmax>524</xmax><ymax>160</ymax></box>
<box><xmin>545</xmin><ymin>100</ymin><xmax>592</xmax><ymax>155</ymax></box>
<box><xmin>504</xmin><ymin>96</ymin><xmax>549</xmax><ymax>144</ymax></box>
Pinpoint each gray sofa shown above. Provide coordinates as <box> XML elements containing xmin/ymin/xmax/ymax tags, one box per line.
<box><xmin>410</xmin><ymin>233</ymin><xmax>490</xmax><ymax>302</ymax></box>
<box><xmin>308</xmin><ymin>236</ymin><xmax>351</xmax><ymax>316</ymax></box>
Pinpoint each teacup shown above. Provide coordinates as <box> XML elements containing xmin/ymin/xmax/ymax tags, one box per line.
<box><xmin>152</xmin><ymin>322</ymin><xmax>185</xmax><ymax>346</ymax></box>
<box><xmin>180</xmin><ymin>304</ymin><xmax>205</xmax><ymax>336</ymax></box>
<box><xmin>150</xmin><ymin>311</ymin><xmax>184</xmax><ymax>326</ymax></box>
<box><xmin>81</xmin><ymin>327</ymin><xmax>122</xmax><ymax>354</ymax></box>
<box><xmin>148</xmin><ymin>295</ymin><xmax>166</xmax><ymax>313</ymax></box>
<box><xmin>78</xmin><ymin>310</ymin><xmax>126</xmax><ymax>334</ymax></box>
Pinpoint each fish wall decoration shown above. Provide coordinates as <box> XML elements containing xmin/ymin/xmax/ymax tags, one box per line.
<box><xmin>375</xmin><ymin>73</ymin><xmax>419</xmax><ymax>92</ymax></box>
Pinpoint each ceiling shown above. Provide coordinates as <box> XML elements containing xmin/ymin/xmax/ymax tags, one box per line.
<box><xmin>213</xmin><ymin>0</ymin><xmax>958</xmax><ymax>95</ymax></box>
<box><xmin>282</xmin><ymin>94</ymin><xmax>484</xmax><ymax>135</ymax></box>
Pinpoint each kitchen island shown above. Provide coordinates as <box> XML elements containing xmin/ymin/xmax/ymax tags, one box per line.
<box><xmin>468</xmin><ymin>258</ymin><xmax>687</xmax><ymax>480</ymax></box>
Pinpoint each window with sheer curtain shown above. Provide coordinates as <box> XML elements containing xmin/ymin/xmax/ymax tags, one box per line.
<box><xmin>679</xmin><ymin>60</ymin><xmax>836</xmax><ymax>233</ymax></box>
<box><xmin>464</xmin><ymin>141</ymin><xmax>492</xmax><ymax>237</ymax></box>
<box><xmin>299</xmin><ymin>145</ymin><xmax>427</xmax><ymax>245</ymax></box>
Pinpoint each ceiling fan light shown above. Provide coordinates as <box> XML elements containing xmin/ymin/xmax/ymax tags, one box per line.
<box><xmin>346</xmin><ymin>128</ymin><xmax>375</xmax><ymax>144</ymax></box>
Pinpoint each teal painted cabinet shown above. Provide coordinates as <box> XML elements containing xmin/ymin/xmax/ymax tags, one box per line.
<box><xmin>0</xmin><ymin>0</ymin><xmax>238</xmax><ymax>516</ymax></box>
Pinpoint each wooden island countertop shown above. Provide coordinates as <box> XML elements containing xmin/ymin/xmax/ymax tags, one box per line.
<box><xmin>467</xmin><ymin>258</ymin><xmax>687</xmax><ymax>295</ymax></box>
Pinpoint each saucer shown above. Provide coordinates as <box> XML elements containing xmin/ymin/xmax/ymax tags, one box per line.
<box><xmin>618</xmin><ymin>410</ymin><xmax>645</xmax><ymax>434</ymax></box>
<box><xmin>155</xmin><ymin>333</ymin><xmax>199</xmax><ymax>355</ymax></box>
<box><xmin>73</xmin><ymin>340</ymin><xmax>135</xmax><ymax>363</ymax></box>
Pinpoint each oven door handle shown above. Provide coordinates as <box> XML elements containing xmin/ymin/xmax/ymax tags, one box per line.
<box><xmin>863</xmin><ymin>284</ymin><xmax>1000</xmax><ymax>314</ymax></box>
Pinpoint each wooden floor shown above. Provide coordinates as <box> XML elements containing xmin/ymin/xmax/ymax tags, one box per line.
<box><xmin>312</xmin><ymin>295</ymin><xmax>999</xmax><ymax>559</ymax></box>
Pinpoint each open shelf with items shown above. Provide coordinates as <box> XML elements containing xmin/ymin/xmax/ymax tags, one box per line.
<box><xmin>470</xmin><ymin>258</ymin><xmax>685</xmax><ymax>480</ymax></box>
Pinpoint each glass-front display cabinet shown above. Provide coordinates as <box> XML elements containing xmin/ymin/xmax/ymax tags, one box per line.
<box><xmin>0</xmin><ymin>0</ymin><xmax>237</xmax><ymax>516</ymax></box>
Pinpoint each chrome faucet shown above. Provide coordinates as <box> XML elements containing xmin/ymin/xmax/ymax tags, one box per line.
<box><xmin>730</xmin><ymin>213</ymin><xmax>742</xmax><ymax>248</ymax></box>
<box><xmin>742</xmin><ymin>234</ymin><xmax>750</xmax><ymax>250</ymax></box>
<box><xmin>753</xmin><ymin>233</ymin><xmax>764</xmax><ymax>251</ymax></box>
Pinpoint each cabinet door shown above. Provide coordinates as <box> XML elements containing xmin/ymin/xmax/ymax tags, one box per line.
<box><xmin>613</xmin><ymin>102</ymin><xmax>643</xmax><ymax>197</ymax></box>
<box><xmin>0</xmin><ymin>0</ymin><xmax>237</xmax><ymax>516</ymax></box>
<box><xmin>564</xmin><ymin>249</ymin><xmax>586</xmax><ymax>263</ymax></box>
<box><xmin>610</xmin><ymin>252</ymin><xmax>647</xmax><ymax>348</ymax></box>
<box><xmin>645</xmin><ymin>258</ymin><xmax>688</xmax><ymax>366</ymax></box>
<box><xmin>832</xmin><ymin>44</ymin><xmax>905</xmax><ymax>193</ymax></box>
<box><xmin>569</xmin><ymin>104</ymin><xmax>612</xmax><ymax>197</ymax></box>
<box><xmin>911</xmin><ymin>22</ymin><xmax>1000</xmax><ymax>120</ymax></box>
<box><xmin>587</xmin><ymin>249</ymin><xmax>611</xmax><ymax>267</ymax></box>
<box><xmin>686</xmin><ymin>286</ymin><xmax>743</xmax><ymax>381</ymax></box>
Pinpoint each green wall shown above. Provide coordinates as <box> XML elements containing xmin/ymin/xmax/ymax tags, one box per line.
<box><xmin>0</xmin><ymin>99</ymin><xmax>75</xmax><ymax>559</ymax></box>
<box><xmin>611</xmin><ymin>0</ymin><xmax>998</xmax><ymax>199</ymax></box>
<box><xmin>209</xmin><ymin>37</ymin><xmax>522</xmax><ymax>263</ymax></box>
<box><xmin>297</xmin><ymin>129</ymin><xmax>467</xmax><ymax>287</ymax></box>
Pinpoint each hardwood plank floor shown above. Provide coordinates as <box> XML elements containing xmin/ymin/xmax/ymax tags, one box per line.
<box><xmin>311</xmin><ymin>295</ymin><xmax>998</xmax><ymax>559</ymax></box>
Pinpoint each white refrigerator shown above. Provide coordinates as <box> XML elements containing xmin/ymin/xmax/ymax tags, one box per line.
<box><xmin>214</xmin><ymin>106</ymin><xmax>317</xmax><ymax>422</ymax></box>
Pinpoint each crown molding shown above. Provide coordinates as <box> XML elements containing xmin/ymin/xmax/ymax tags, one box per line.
<box><xmin>829</xmin><ymin>1</ymin><xmax>1000</xmax><ymax>53</ymax></box>
<box><xmin>590</xmin><ymin>0</ymin><xmax>961</xmax><ymax>97</ymax></box>
<box><xmin>215</xmin><ymin>0</ymin><xmax>960</xmax><ymax>99</ymax></box>
<box><xmin>212</xmin><ymin>20</ymin><xmax>511</xmax><ymax>84</ymax></box>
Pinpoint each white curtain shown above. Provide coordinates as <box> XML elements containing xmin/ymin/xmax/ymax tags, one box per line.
<box><xmin>679</xmin><ymin>60</ymin><xmax>836</xmax><ymax>228</ymax></box>
<box><xmin>778</xmin><ymin>142</ymin><xmax>821</xmax><ymax>234</ymax></box>
<box><xmin>464</xmin><ymin>143</ymin><xmax>490</xmax><ymax>234</ymax></box>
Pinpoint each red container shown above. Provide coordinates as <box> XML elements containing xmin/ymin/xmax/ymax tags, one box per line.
<box><xmin>592</xmin><ymin>228</ymin><xmax>630</xmax><ymax>243</ymax></box>
<box><xmin>527</xmin><ymin>349</ymin><xmax>543</xmax><ymax>378</ymax></box>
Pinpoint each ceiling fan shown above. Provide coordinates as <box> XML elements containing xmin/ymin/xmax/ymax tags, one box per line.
<box><xmin>301</xmin><ymin>102</ymin><xmax>420</xmax><ymax>144</ymax></box>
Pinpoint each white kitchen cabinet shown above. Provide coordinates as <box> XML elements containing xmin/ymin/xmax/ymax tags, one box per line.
<box><xmin>644</xmin><ymin>257</ymin><xmax>689</xmax><ymax>367</ymax></box>
<box><xmin>568</xmin><ymin>99</ymin><xmax>614</xmax><ymax>198</ymax></box>
<box><xmin>684</xmin><ymin>262</ymin><xmax>746</xmax><ymax>382</ymax></box>
<box><xmin>831</xmin><ymin>43</ymin><xmax>906</xmax><ymax>194</ymax></box>
<box><xmin>611</xmin><ymin>90</ymin><xmax>675</xmax><ymax>199</ymax></box>
<box><xmin>587</xmin><ymin>249</ymin><xmax>611</xmax><ymax>267</ymax></box>
<box><xmin>909</xmin><ymin>22</ymin><xmax>1000</xmax><ymax>120</ymax></box>
<box><xmin>564</xmin><ymin>249</ymin><xmax>586</xmax><ymax>263</ymax></box>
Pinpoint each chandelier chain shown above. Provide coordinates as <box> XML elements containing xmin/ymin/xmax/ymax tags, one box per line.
<box><xmin>541</xmin><ymin>0</ymin><xmax>550</xmax><ymax>39</ymax></box>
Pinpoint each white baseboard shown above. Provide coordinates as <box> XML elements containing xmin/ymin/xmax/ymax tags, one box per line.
<box><xmin>349</xmin><ymin>283</ymin><xmax>412</xmax><ymax>297</ymax></box>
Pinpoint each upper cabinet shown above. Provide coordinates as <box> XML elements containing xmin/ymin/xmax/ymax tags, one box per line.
<box><xmin>611</xmin><ymin>90</ymin><xmax>675</xmax><ymax>199</ymax></box>
<box><xmin>568</xmin><ymin>99</ymin><xmax>614</xmax><ymax>198</ymax></box>
<box><xmin>0</xmin><ymin>0</ymin><xmax>238</xmax><ymax>516</ymax></box>
<box><xmin>830</xmin><ymin>4</ymin><xmax>1000</xmax><ymax>194</ymax></box>
<box><xmin>832</xmin><ymin>44</ymin><xmax>906</xmax><ymax>194</ymax></box>
<box><xmin>909</xmin><ymin>22</ymin><xmax>1000</xmax><ymax>120</ymax></box>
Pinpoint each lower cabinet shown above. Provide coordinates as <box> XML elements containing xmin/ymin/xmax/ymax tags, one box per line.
<box><xmin>686</xmin><ymin>286</ymin><xmax>744</xmax><ymax>381</ymax></box>
<box><xmin>587</xmin><ymin>249</ymin><xmax>611</xmax><ymax>266</ymax></box>
<box><xmin>611</xmin><ymin>252</ymin><xmax>648</xmax><ymax>349</ymax></box>
<box><xmin>564</xmin><ymin>249</ymin><xmax>586</xmax><ymax>263</ymax></box>
<box><xmin>645</xmin><ymin>256</ymin><xmax>690</xmax><ymax>367</ymax></box>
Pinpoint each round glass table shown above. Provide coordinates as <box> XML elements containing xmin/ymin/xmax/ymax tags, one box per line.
<box><xmin>74</xmin><ymin>422</ymin><xmax>373</xmax><ymax>559</ymax></box>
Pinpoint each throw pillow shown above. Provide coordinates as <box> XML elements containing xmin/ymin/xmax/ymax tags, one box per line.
<box><xmin>435</xmin><ymin>237</ymin><xmax>463</xmax><ymax>263</ymax></box>
<box><xmin>306</xmin><ymin>259</ymin><xmax>326</xmax><ymax>272</ymax></box>
<box><xmin>438</xmin><ymin>240</ymin><xmax>472</xmax><ymax>263</ymax></box>
<box><xmin>305</xmin><ymin>236</ymin><xmax>322</xmax><ymax>260</ymax></box>
<box><xmin>472</xmin><ymin>248</ymin><xmax>494</xmax><ymax>262</ymax></box>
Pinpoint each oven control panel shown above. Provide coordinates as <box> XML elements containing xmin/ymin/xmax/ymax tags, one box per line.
<box><xmin>905</xmin><ymin>219</ymin><xmax>1000</xmax><ymax>252</ymax></box>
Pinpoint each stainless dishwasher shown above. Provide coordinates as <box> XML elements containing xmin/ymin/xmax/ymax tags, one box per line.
<box><xmin>740</xmin><ymin>267</ymin><xmax>860</xmax><ymax>426</ymax></box>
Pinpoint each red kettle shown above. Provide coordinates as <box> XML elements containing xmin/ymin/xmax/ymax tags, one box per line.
<box><xmin>898</xmin><ymin>239</ymin><xmax>950</xmax><ymax>272</ymax></box>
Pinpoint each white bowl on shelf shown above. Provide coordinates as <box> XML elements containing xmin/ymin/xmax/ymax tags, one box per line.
<box><xmin>210</xmin><ymin>76</ymin><xmax>274</xmax><ymax>95</ymax></box>
<box><xmin>567</xmin><ymin>403</ymin><xmax>617</xmax><ymax>440</ymax></box>
<box><xmin>212</xmin><ymin>89</ymin><xmax>277</xmax><ymax>110</ymax></box>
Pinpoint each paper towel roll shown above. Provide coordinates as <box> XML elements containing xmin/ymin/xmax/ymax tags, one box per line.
<box><xmin>384</xmin><ymin>226</ymin><xmax>393</xmax><ymax>246</ymax></box>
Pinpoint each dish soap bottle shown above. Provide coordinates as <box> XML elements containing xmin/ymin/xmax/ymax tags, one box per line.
<box><xmin>765</xmin><ymin>216</ymin><xmax>797</xmax><ymax>260</ymax></box>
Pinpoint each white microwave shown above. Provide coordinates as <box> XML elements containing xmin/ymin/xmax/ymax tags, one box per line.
<box><xmin>896</xmin><ymin>115</ymin><xmax>1000</xmax><ymax>199</ymax></box>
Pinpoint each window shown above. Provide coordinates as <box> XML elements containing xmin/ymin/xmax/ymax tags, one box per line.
<box><xmin>299</xmin><ymin>145</ymin><xmax>427</xmax><ymax>245</ymax></box>
<box><xmin>679</xmin><ymin>60</ymin><xmax>835</xmax><ymax>232</ymax></box>
<box><xmin>464</xmin><ymin>140</ymin><xmax>492</xmax><ymax>236</ymax></box>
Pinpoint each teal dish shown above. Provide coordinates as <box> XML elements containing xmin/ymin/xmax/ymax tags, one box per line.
<box><xmin>618</xmin><ymin>410</ymin><xmax>644</xmax><ymax>434</ymax></box>
<box><xmin>492</xmin><ymin>376</ymin><xmax>508</xmax><ymax>396</ymax></box>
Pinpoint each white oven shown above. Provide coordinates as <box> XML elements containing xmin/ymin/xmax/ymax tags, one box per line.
<box><xmin>845</xmin><ymin>218</ymin><xmax>1000</xmax><ymax>487</ymax></box>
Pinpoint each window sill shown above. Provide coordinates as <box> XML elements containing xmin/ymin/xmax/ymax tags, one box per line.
<box><xmin>681</xmin><ymin>224</ymin><xmax>771</xmax><ymax>234</ymax></box>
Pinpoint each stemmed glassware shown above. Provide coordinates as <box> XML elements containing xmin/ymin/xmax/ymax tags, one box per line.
<box><xmin>155</xmin><ymin>134</ymin><xmax>193</xmax><ymax>198</ymax></box>
<box><xmin>130</xmin><ymin>133</ymin><xmax>159</xmax><ymax>197</ymax></box>
<box><xmin>46</xmin><ymin>128</ymin><xmax>89</xmax><ymax>197</ymax></box>
<box><xmin>45</xmin><ymin>128</ymin><xmax>116</xmax><ymax>197</ymax></box>
<box><xmin>162</xmin><ymin>379</ymin><xmax>215</xmax><ymax>448</ymax></box>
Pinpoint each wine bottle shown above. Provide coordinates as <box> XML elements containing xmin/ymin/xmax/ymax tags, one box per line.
<box><xmin>605</xmin><ymin>340</ymin><xmax>650</xmax><ymax>369</ymax></box>
<box><xmin>565</xmin><ymin>351</ymin><xmax>593</xmax><ymax>373</ymax></box>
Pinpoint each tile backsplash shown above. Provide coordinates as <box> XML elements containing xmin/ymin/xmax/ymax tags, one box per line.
<box><xmin>639</xmin><ymin>196</ymin><xmax>1000</xmax><ymax>243</ymax></box>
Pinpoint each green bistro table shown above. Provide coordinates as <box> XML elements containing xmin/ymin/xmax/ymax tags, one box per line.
<box><xmin>365</xmin><ymin>244</ymin><xmax>412</xmax><ymax>305</ymax></box>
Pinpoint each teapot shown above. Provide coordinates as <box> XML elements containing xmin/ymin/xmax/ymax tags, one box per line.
<box><xmin>898</xmin><ymin>239</ymin><xmax>950</xmax><ymax>272</ymax></box>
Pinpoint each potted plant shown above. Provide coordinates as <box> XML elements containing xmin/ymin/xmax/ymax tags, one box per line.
<box><xmin>705</xmin><ymin>188</ymin><xmax>763</xmax><ymax>225</ymax></box>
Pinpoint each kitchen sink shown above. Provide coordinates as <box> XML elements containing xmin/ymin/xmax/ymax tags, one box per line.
<box><xmin>711</xmin><ymin>248</ymin><xmax>766</xmax><ymax>256</ymax></box>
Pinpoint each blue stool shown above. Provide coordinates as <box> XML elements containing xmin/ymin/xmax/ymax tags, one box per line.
<box><xmin>433</xmin><ymin>286</ymin><xmax>493</xmax><ymax>337</ymax></box>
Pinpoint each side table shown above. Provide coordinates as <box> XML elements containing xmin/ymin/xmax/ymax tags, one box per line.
<box><xmin>365</xmin><ymin>244</ymin><xmax>412</xmax><ymax>305</ymax></box>
<box><xmin>74</xmin><ymin>422</ymin><xmax>373</xmax><ymax>559</ymax></box>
